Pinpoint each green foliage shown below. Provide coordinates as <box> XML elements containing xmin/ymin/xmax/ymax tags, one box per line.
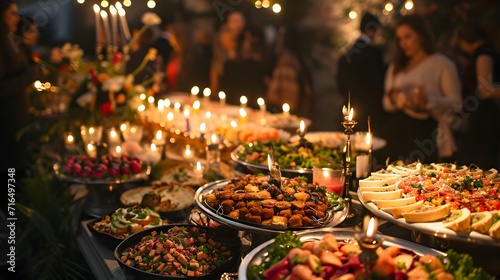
<box><xmin>440</xmin><ymin>249</ymin><xmax>495</xmax><ymax>280</ymax></box>
<box><xmin>17</xmin><ymin>176</ymin><xmax>93</xmax><ymax>280</ymax></box>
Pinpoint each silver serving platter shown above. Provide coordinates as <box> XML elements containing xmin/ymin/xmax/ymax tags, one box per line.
<box><xmin>230</xmin><ymin>145</ymin><xmax>314</xmax><ymax>175</ymax></box>
<box><xmin>357</xmin><ymin>188</ymin><xmax>500</xmax><ymax>247</ymax></box>
<box><xmin>238</xmin><ymin>228</ymin><xmax>445</xmax><ymax>280</ymax></box>
<box><xmin>194</xmin><ymin>179</ymin><xmax>349</xmax><ymax>234</ymax></box>
<box><xmin>53</xmin><ymin>162</ymin><xmax>151</xmax><ymax>185</ymax></box>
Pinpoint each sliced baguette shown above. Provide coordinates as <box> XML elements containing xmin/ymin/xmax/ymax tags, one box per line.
<box><xmin>382</xmin><ymin>200</ymin><xmax>424</xmax><ymax>218</ymax></box>
<box><xmin>359</xmin><ymin>177</ymin><xmax>389</xmax><ymax>187</ymax></box>
<box><xmin>372</xmin><ymin>197</ymin><xmax>417</xmax><ymax>209</ymax></box>
<box><xmin>443</xmin><ymin>208</ymin><xmax>471</xmax><ymax>233</ymax></box>
<box><xmin>489</xmin><ymin>211</ymin><xmax>500</xmax><ymax>239</ymax></box>
<box><xmin>402</xmin><ymin>204</ymin><xmax>451</xmax><ymax>223</ymax></box>
<box><xmin>361</xmin><ymin>189</ymin><xmax>402</xmax><ymax>202</ymax></box>
<box><xmin>470</xmin><ymin>211</ymin><xmax>493</xmax><ymax>234</ymax></box>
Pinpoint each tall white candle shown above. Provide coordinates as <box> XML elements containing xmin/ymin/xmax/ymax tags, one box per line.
<box><xmin>100</xmin><ymin>10</ymin><xmax>112</xmax><ymax>45</ymax></box>
<box><xmin>109</xmin><ymin>5</ymin><xmax>118</xmax><ymax>46</ymax></box>
<box><xmin>93</xmin><ymin>4</ymin><xmax>101</xmax><ymax>45</ymax></box>
<box><xmin>118</xmin><ymin>8</ymin><xmax>131</xmax><ymax>41</ymax></box>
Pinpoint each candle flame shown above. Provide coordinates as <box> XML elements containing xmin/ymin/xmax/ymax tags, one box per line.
<box><xmin>239</xmin><ymin>108</ymin><xmax>247</xmax><ymax>118</ymax></box>
<box><xmin>100</xmin><ymin>10</ymin><xmax>108</xmax><ymax>18</ymax></box>
<box><xmin>342</xmin><ymin>105</ymin><xmax>347</xmax><ymax>116</ymax></box>
<box><xmin>366</xmin><ymin>217</ymin><xmax>376</xmax><ymax>238</ymax></box>
<box><xmin>138</xmin><ymin>104</ymin><xmax>145</xmax><ymax>112</ymax></box>
<box><xmin>282</xmin><ymin>103</ymin><xmax>290</xmax><ymax>113</ymax></box>
<box><xmin>191</xmin><ymin>86</ymin><xmax>200</xmax><ymax>95</ymax></box>
<box><xmin>218</xmin><ymin>91</ymin><xmax>226</xmax><ymax>100</ymax></box>
<box><xmin>67</xmin><ymin>134</ymin><xmax>74</xmax><ymax>143</ymax></box>
<box><xmin>93</xmin><ymin>4</ymin><xmax>100</xmax><ymax>13</ymax></box>
<box><xmin>87</xmin><ymin>143</ymin><xmax>94</xmax><ymax>151</ymax></box>
<box><xmin>151</xmin><ymin>143</ymin><xmax>157</xmax><ymax>151</ymax></box>
<box><xmin>200</xmin><ymin>122</ymin><xmax>206</xmax><ymax>132</ymax></box>
<box><xmin>110</xmin><ymin>130</ymin><xmax>117</xmax><ymax>138</ymax></box>
<box><xmin>167</xmin><ymin>112</ymin><xmax>174</xmax><ymax>121</ymax></box>
<box><xmin>230</xmin><ymin>120</ymin><xmax>238</xmax><ymax>128</ymax></box>
<box><xmin>257</xmin><ymin>97</ymin><xmax>265</xmax><ymax>106</ymax></box>
<box><xmin>203</xmin><ymin>88</ymin><xmax>211</xmax><ymax>97</ymax></box>
<box><xmin>267</xmin><ymin>154</ymin><xmax>272</xmax><ymax>172</ymax></box>
<box><xmin>174</xmin><ymin>102</ymin><xmax>181</xmax><ymax>110</ymax></box>
<box><xmin>109</xmin><ymin>5</ymin><xmax>117</xmax><ymax>14</ymax></box>
<box><xmin>120</xmin><ymin>123</ymin><xmax>127</xmax><ymax>131</ymax></box>
<box><xmin>196</xmin><ymin>161</ymin><xmax>202</xmax><ymax>171</ymax></box>
<box><xmin>205</xmin><ymin>111</ymin><xmax>212</xmax><ymax>119</ymax></box>
<box><xmin>185</xmin><ymin>145</ymin><xmax>191</xmax><ymax>157</ymax></box>
<box><xmin>348</xmin><ymin>108</ymin><xmax>354</xmax><ymax>121</ymax></box>
<box><xmin>115</xmin><ymin>145</ymin><xmax>121</xmax><ymax>153</ymax></box>
<box><xmin>366</xmin><ymin>132</ymin><xmax>372</xmax><ymax>146</ymax></box>
<box><xmin>140</xmin><ymin>93</ymin><xmax>146</xmax><ymax>100</ymax></box>
<box><xmin>89</xmin><ymin>127</ymin><xmax>95</xmax><ymax>134</ymax></box>
<box><xmin>130</xmin><ymin>126</ymin><xmax>136</xmax><ymax>133</ymax></box>
<box><xmin>118</xmin><ymin>8</ymin><xmax>126</xmax><ymax>16</ymax></box>
<box><xmin>148</xmin><ymin>96</ymin><xmax>155</xmax><ymax>104</ymax></box>
<box><xmin>299</xmin><ymin>120</ymin><xmax>305</xmax><ymax>134</ymax></box>
<box><xmin>210</xmin><ymin>134</ymin><xmax>217</xmax><ymax>144</ymax></box>
<box><xmin>158</xmin><ymin>99</ymin><xmax>164</xmax><ymax>110</ymax></box>
<box><xmin>164</xmin><ymin>98</ymin><xmax>171</xmax><ymax>107</ymax></box>
<box><xmin>192</xmin><ymin>100</ymin><xmax>200</xmax><ymax>110</ymax></box>
<box><xmin>155</xmin><ymin>130</ymin><xmax>162</xmax><ymax>140</ymax></box>
<box><xmin>240</xmin><ymin>95</ymin><xmax>248</xmax><ymax>105</ymax></box>
<box><xmin>183</xmin><ymin>109</ymin><xmax>190</xmax><ymax>118</ymax></box>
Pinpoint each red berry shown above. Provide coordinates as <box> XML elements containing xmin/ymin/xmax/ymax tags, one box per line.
<box><xmin>84</xmin><ymin>160</ymin><xmax>95</xmax><ymax>169</ymax></box>
<box><xmin>98</xmin><ymin>163</ymin><xmax>108</xmax><ymax>172</ymax></box>
<box><xmin>130</xmin><ymin>162</ymin><xmax>142</xmax><ymax>173</ymax></box>
<box><xmin>72</xmin><ymin>163</ymin><xmax>82</xmax><ymax>175</ymax></box>
<box><xmin>120</xmin><ymin>165</ymin><xmax>130</xmax><ymax>175</ymax></box>
<box><xmin>109</xmin><ymin>168</ymin><xmax>120</xmax><ymax>177</ymax></box>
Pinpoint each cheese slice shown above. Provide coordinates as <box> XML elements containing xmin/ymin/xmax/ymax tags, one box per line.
<box><xmin>382</xmin><ymin>200</ymin><xmax>424</xmax><ymax>218</ymax></box>
<box><xmin>402</xmin><ymin>204</ymin><xmax>451</xmax><ymax>223</ymax></box>
<box><xmin>359</xmin><ymin>177</ymin><xmax>389</xmax><ymax>187</ymax></box>
<box><xmin>372</xmin><ymin>197</ymin><xmax>416</xmax><ymax>208</ymax></box>
<box><xmin>359</xmin><ymin>185</ymin><xmax>396</xmax><ymax>193</ymax></box>
<box><xmin>361</xmin><ymin>189</ymin><xmax>402</xmax><ymax>202</ymax></box>
<box><xmin>470</xmin><ymin>211</ymin><xmax>493</xmax><ymax>234</ymax></box>
<box><xmin>443</xmin><ymin>208</ymin><xmax>471</xmax><ymax>233</ymax></box>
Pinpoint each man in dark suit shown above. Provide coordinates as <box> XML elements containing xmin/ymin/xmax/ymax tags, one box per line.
<box><xmin>153</xmin><ymin>19</ymin><xmax>174</xmax><ymax>72</ymax></box>
<box><xmin>337</xmin><ymin>12</ymin><xmax>386</xmax><ymax>133</ymax></box>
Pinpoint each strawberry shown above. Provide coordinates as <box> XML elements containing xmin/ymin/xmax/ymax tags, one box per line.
<box><xmin>72</xmin><ymin>163</ymin><xmax>82</xmax><ymax>175</ymax></box>
<box><xmin>80</xmin><ymin>166</ymin><xmax>92</xmax><ymax>177</ymax></box>
<box><xmin>84</xmin><ymin>160</ymin><xmax>95</xmax><ymax>169</ymax></box>
<box><xmin>120</xmin><ymin>164</ymin><xmax>131</xmax><ymax>175</ymax></box>
<box><xmin>93</xmin><ymin>169</ymin><xmax>104</xmax><ymax>178</ymax></box>
<box><xmin>109</xmin><ymin>168</ymin><xmax>120</xmax><ymax>177</ymax></box>
<box><xmin>98</xmin><ymin>163</ymin><xmax>108</xmax><ymax>172</ymax></box>
<box><xmin>121</xmin><ymin>155</ymin><xmax>130</xmax><ymax>163</ymax></box>
<box><xmin>130</xmin><ymin>161</ymin><xmax>142</xmax><ymax>173</ymax></box>
<box><xmin>68</xmin><ymin>155</ymin><xmax>75</xmax><ymax>162</ymax></box>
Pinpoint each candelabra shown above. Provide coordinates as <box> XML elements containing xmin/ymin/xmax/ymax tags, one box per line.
<box><xmin>341</xmin><ymin>117</ymin><xmax>357</xmax><ymax>218</ymax></box>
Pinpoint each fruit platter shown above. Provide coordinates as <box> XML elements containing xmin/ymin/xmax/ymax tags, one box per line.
<box><xmin>357</xmin><ymin>162</ymin><xmax>500</xmax><ymax>245</ymax></box>
<box><xmin>53</xmin><ymin>154</ymin><xmax>151</xmax><ymax>184</ymax></box>
<box><xmin>195</xmin><ymin>174</ymin><xmax>349</xmax><ymax>234</ymax></box>
<box><xmin>239</xmin><ymin>229</ymin><xmax>494</xmax><ymax>280</ymax></box>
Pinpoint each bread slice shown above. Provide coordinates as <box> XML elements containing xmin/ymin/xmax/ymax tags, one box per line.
<box><xmin>359</xmin><ymin>177</ymin><xmax>390</xmax><ymax>187</ymax></box>
<box><xmin>470</xmin><ymin>211</ymin><xmax>493</xmax><ymax>234</ymax></box>
<box><xmin>402</xmin><ymin>204</ymin><xmax>451</xmax><ymax>223</ymax></box>
<box><xmin>372</xmin><ymin>197</ymin><xmax>416</xmax><ymax>209</ymax></box>
<box><xmin>489</xmin><ymin>211</ymin><xmax>500</xmax><ymax>239</ymax></box>
<box><xmin>443</xmin><ymin>208</ymin><xmax>471</xmax><ymax>233</ymax></box>
<box><xmin>382</xmin><ymin>200</ymin><xmax>424</xmax><ymax>218</ymax></box>
<box><xmin>361</xmin><ymin>189</ymin><xmax>402</xmax><ymax>202</ymax></box>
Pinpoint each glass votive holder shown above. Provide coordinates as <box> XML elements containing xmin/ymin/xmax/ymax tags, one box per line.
<box><xmin>64</xmin><ymin>132</ymin><xmax>77</xmax><ymax>151</ymax></box>
<box><xmin>121</xmin><ymin>123</ymin><xmax>143</xmax><ymax>143</ymax></box>
<box><xmin>107</xmin><ymin>128</ymin><xmax>122</xmax><ymax>146</ymax></box>
<box><xmin>81</xmin><ymin>125</ymin><xmax>103</xmax><ymax>145</ymax></box>
<box><xmin>85</xmin><ymin>142</ymin><xmax>97</xmax><ymax>158</ymax></box>
<box><xmin>206</xmin><ymin>134</ymin><xmax>221</xmax><ymax>167</ymax></box>
<box><xmin>313</xmin><ymin>164</ymin><xmax>345</xmax><ymax>195</ymax></box>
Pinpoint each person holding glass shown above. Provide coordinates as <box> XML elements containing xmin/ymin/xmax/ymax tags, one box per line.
<box><xmin>382</xmin><ymin>15</ymin><xmax>462</xmax><ymax>163</ymax></box>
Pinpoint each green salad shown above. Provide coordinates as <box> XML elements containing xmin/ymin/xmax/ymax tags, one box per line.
<box><xmin>237</xmin><ymin>139</ymin><xmax>351</xmax><ymax>169</ymax></box>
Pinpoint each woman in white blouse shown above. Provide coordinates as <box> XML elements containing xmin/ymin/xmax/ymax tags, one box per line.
<box><xmin>383</xmin><ymin>15</ymin><xmax>462</xmax><ymax>163</ymax></box>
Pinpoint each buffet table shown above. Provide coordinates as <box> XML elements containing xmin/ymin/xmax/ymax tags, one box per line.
<box><xmin>76</xmin><ymin>193</ymin><xmax>413</xmax><ymax>280</ymax></box>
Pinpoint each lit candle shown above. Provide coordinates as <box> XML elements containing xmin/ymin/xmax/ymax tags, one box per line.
<box><xmin>93</xmin><ymin>4</ymin><xmax>101</xmax><ymax>45</ymax></box>
<box><xmin>191</xmin><ymin>86</ymin><xmax>200</xmax><ymax>98</ymax></box>
<box><xmin>64</xmin><ymin>132</ymin><xmax>77</xmax><ymax>151</ymax></box>
<box><xmin>117</xmin><ymin>8</ymin><xmax>131</xmax><ymax>41</ymax></box>
<box><xmin>164</xmin><ymin>98</ymin><xmax>171</xmax><ymax>108</ymax></box>
<box><xmin>239</xmin><ymin>108</ymin><xmax>247</xmax><ymax>124</ymax></box>
<box><xmin>122</xmin><ymin>124</ymin><xmax>143</xmax><ymax>142</ymax></box>
<box><xmin>356</xmin><ymin>154</ymin><xmax>370</xmax><ymax>179</ymax></box>
<box><xmin>158</xmin><ymin>99</ymin><xmax>164</xmax><ymax>111</ymax></box>
<box><xmin>183</xmin><ymin>109</ymin><xmax>191</xmax><ymax>132</ymax></box>
<box><xmin>174</xmin><ymin>102</ymin><xmax>181</xmax><ymax>112</ymax></box>
<box><xmin>203</xmin><ymin>88</ymin><xmax>211</xmax><ymax>104</ymax></box>
<box><xmin>109</xmin><ymin>5</ymin><xmax>118</xmax><ymax>46</ymax></box>
<box><xmin>240</xmin><ymin>95</ymin><xmax>248</xmax><ymax>108</ymax></box>
<box><xmin>108</xmin><ymin>127</ymin><xmax>121</xmax><ymax>145</ymax></box>
<box><xmin>365</xmin><ymin>216</ymin><xmax>378</xmax><ymax>240</ymax></box>
<box><xmin>113</xmin><ymin>145</ymin><xmax>122</xmax><ymax>156</ymax></box>
<box><xmin>153</xmin><ymin>130</ymin><xmax>165</xmax><ymax>145</ymax></box>
<box><xmin>282</xmin><ymin>103</ymin><xmax>290</xmax><ymax>117</ymax></box>
<box><xmin>206</xmin><ymin>134</ymin><xmax>220</xmax><ymax>166</ymax></box>
<box><xmin>167</xmin><ymin>111</ymin><xmax>174</xmax><ymax>124</ymax></box>
<box><xmin>199</xmin><ymin>122</ymin><xmax>206</xmax><ymax>140</ymax></box>
<box><xmin>299</xmin><ymin>120</ymin><xmax>306</xmax><ymax>135</ymax></box>
<box><xmin>192</xmin><ymin>100</ymin><xmax>201</xmax><ymax>114</ymax></box>
<box><xmin>100</xmin><ymin>10</ymin><xmax>112</xmax><ymax>45</ymax></box>
<box><xmin>191</xmin><ymin>161</ymin><xmax>204</xmax><ymax>178</ymax></box>
<box><xmin>140</xmin><ymin>93</ymin><xmax>147</xmax><ymax>101</ymax></box>
<box><xmin>218</xmin><ymin>91</ymin><xmax>226</xmax><ymax>105</ymax></box>
<box><xmin>146</xmin><ymin>143</ymin><xmax>161</xmax><ymax>164</ymax></box>
<box><xmin>348</xmin><ymin>108</ymin><xmax>354</xmax><ymax>121</ymax></box>
<box><xmin>86</xmin><ymin>143</ymin><xmax>97</xmax><ymax>158</ymax></box>
<box><xmin>184</xmin><ymin>144</ymin><xmax>193</xmax><ymax>161</ymax></box>
<box><xmin>205</xmin><ymin>111</ymin><xmax>212</xmax><ymax>120</ymax></box>
<box><xmin>257</xmin><ymin>97</ymin><xmax>266</xmax><ymax>114</ymax></box>
<box><xmin>148</xmin><ymin>96</ymin><xmax>155</xmax><ymax>109</ymax></box>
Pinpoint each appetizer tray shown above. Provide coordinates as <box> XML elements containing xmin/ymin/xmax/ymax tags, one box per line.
<box><xmin>53</xmin><ymin>162</ymin><xmax>150</xmax><ymax>185</ymax></box>
<box><xmin>238</xmin><ymin>228</ymin><xmax>444</xmax><ymax>280</ymax></box>
<box><xmin>194</xmin><ymin>178</ymin><xmax>349</xmax><ymax>234</ymax></box>
<box><xmin>288</xmin><ymin>131</ymin><xmax>387</xmax><ymax>151</ymax></box>
<box><xmin>357</xmin><ymin>163</ymin><xmax>500</xmax><ymax>246</ymax></box>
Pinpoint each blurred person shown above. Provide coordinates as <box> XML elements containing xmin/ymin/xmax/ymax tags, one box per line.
<box><xmin>455</xmin><ymin>22</ymin><xmax>500</xmax><ymax>168</ymax></box>
<box><xmin>15</xmin><ymin>16</ymin><xmax>38</xmax><ymax>60</ymax></box>
<box><xmin>177</xmin><ymin>27</ymin><xmax>212</xmax><ymax>91</ymax></box>
<box><xmin>266</xmin><ymin>25</ymin><xmax>312</xmax><ymax>117</ymax></box>
<box><xmin>210</xmin><ymin>10</ymin><xmax>246</xmax><ymax>94</ymax></box>
<box><xmin>153</xmin><ymin>18</ymin><xmax>175</xmax><ymax>72</ymax></box>
<box><xmin>383</xmin><ymin>15</ymin><xmax>462</xmax><ymax>163</ymax></box>
<box><xmin>337</xmin><ymin>12</ymin><xmax>387</xmax><ymax>133</ymax></box>
<box><xmin>126</xmin><ymin>27</ymin><xmax>158</xmax><ymax>85</ymax></box>
<box><xmin>0</xmin><ymin>0</ymin><xmax>41</xmax><ymax>177</ymax></box>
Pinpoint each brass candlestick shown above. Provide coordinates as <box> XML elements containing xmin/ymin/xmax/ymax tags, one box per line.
<box><xmin>355</xmin><ymin>216</ymin><xmax>383</xmax><ymax>276</ymax></box>
<box><xmin>341</xmin><ymin>118</ymin><xmax>357</xmax><ymax>201</ymax></box>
